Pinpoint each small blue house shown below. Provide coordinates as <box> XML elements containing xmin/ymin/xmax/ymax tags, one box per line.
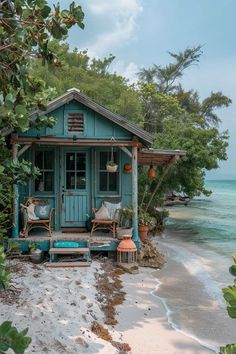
<box><xmin>10</xmin><ymin>88</ymin><xmax>184</xmax><ymax>254</ymax></box>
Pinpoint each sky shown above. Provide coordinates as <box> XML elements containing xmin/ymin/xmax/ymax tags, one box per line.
<box><xmin>54</xmin><ymin>0</ymin><xmax>236</xmax><ymax>179</ymax></box>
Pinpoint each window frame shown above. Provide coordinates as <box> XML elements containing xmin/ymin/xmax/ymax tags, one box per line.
<box><xmin>65</xmin><ymin>151</ymin><xmax>87</xmax><ymax>191</ymax></box>
<box><xmin>97</xmin><ymin>150</ymin><xmax>120</xmax><ymax>196</ymax></box>
<box><xmin>33</xmin><ymin>148</ymin><xmax>55</xmax><ymax>194</ymax></box>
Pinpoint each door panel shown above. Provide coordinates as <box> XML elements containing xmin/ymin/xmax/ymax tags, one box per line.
<box><xmin>61</xmin><ymin>150</ymin><xmax>90</xmax><ymax>227</ymax></box>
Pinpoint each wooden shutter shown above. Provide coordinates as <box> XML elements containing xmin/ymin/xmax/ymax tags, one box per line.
<box><xmin>68</xmin><ymin>112</ymin><xmax>84</xmax><ymax>133</ymax></box>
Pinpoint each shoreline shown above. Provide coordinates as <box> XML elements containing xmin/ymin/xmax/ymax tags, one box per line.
<box><xmin>150</xmin><ymin>275</ymin><xmax>217</xmax><ymax>353</ymax></box>
<box><xmin>115</xmin><ymin>266</ymin><xmax>214</xmax><ymax>354</ymax></box>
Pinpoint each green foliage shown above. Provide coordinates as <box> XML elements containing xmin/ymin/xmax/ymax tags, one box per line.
<box><xmin>0</xmin><ymin>321</ymin><xmax>31</xmax><ymax>354</ymax></box>
<box><xmin>0</xmin><ymin>247</ymin><xmax>12</xmax><ymax>289</ymax></box>
<box><xmin>28</xmin><ymin>242</ymin><xmax>38</xmax><ymax>252</ymax></box>
<box><xmin>0</xmin><ymin>1</ymin><xmax>84</xmax><ymax>240</ymax></box>
<box><xmin>220</xmin><ymin>254</ymin><xmax>236</xmax><ymax>353</ymax></box>
<box><xmin>138</xmin><ymin>208</ymin><xmax>156</xmax><ymax>229</ymax></box>
<box><xmin>120</xmin><ymin>206</ymin><xmax>134</xmax><ymax>228</ymax></box>
<box><xmin>222</xmin><ymin>253</ymin><xmax>236</xmax><ymax>319</ymax></box>
<box><xmin>30</xmin><ymin>41</ymin><xmax>143</xmax><ymax>125</ymax></box>
<box><xmin>219</xmin><ymin>344</ymin><xmax>236</xmax><ymax>354</ymax></box>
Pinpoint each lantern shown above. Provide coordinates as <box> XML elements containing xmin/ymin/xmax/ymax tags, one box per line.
<box><xmin>148</xmin><ymin>163</ymin><xmax>156</xmax><ymax>178</ymax></box>
<box><xmin>117</xmin><ymin>235</ymin><xmax>137</xmax><ymax>264</ymax></box>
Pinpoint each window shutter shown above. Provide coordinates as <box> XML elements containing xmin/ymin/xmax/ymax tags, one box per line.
<box><xmin>68</xmin><ymin>112</ymin><xmax>84</xmax><ymax>133</ymax></box>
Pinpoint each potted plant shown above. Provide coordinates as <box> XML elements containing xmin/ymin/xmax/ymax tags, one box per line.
<box><xmin>106</xmin><ymin>160</ymin><xmax>118</xmax><ymax>173</ymax></box>
<box><xmin>138</xmin><ymin>209</ymin><xmax>156</xmax><ymax>242</ymax></box>
<box><xmin>117</xmin><ymin>206</ymin><xmax>134</xmax><ymax>240</ymax></box>
<box><xmin>29</xmin><ymin>242</ymin><xmax>43</xmax><ymax>264</ymax></box>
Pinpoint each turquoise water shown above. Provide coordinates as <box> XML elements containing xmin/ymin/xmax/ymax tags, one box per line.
<box><xmin>165</xmin><ymin>180</ymin><xmax>236</xmax><ymax>256</ymax></box>
<box><xmin>154</xmin><ymin>180</ymin><xmax>236</xmax><ymax>349</ymax></box>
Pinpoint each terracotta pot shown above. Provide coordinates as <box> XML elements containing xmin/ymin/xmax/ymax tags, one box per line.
<box><xmin>138</xmin><ymin>224</ymin><xmax>149</xmax><ymax>242</ymax></box>
<box><xmin>123</xmin><ymin>163</ymin><xmax>132</xmax><ymax>173</ymax></box>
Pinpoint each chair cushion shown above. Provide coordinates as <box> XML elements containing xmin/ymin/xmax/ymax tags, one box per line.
<box><xmin>95</xmin><ymin>204</ymin><xmax>110</xmax><ymax>220</ymax></box>
<box><xmin>103</xmin><ymin>201</ymin><xmax>121</xmax><ymax>220</ymax></box>
<box><xmin>35</xmin><ymin>205</ymin><xmax>51</xmax><ymax>220</ymax></box>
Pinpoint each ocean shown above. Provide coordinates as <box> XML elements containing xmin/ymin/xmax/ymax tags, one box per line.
<box><xmin>153</xmin><ymin>180</ymin><xmax>236</xmax><ymax>351</ymax></box>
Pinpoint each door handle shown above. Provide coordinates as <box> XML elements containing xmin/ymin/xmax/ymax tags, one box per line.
<box><xmin>62</xmin><ymin>194</ymin><xmax>64</xmax><ymax>203</ymax></box>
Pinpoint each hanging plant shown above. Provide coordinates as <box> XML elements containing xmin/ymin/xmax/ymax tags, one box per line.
<box><xmin>106</xmin><ymin>140</ymin><xmax>118</xmax><ymax>173</ymax></box>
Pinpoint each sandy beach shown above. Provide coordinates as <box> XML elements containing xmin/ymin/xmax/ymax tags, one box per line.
<box><xmin>1</xmin><ymin>248</ymin><xmax>230</xmax><ymax>354</ymax></box>
<box><xmin>115</xmin><ymin>267</ymin><xmax>215</xmax><ymax>354</ymax></box>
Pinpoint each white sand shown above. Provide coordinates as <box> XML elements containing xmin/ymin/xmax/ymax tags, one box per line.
<box><xmin>116</xmin><ymin>268</ymin><xmax>215</xmax><ymax>354</ymax></box>
<box><xmin>1</xmin><ymin>261</ymin><xmax>119</xmax><ymax>354</ymax></box>
<box><xmin>1</xmin><ymin>259</ymin><xmax>220</xmax><ymax>354</ymax></box>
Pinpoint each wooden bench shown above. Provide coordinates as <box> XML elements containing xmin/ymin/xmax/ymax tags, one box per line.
<box><xmin>20</xmin><ymin>198</ymin><xmax>54</xmax><ymax>238</ymax></box>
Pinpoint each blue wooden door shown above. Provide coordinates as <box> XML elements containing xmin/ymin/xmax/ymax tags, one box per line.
<box><xmin>61</xmin><ymin>150</ymin><xmax>90</xmax><ymax>227</ymax></box>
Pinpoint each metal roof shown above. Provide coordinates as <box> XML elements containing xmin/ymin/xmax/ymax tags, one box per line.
<box><xmin>30</xmin><ymin>88</ymin><xmax>154</xmax><ymax>145</ymax></box>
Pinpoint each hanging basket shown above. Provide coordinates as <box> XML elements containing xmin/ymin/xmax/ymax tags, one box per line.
<box><xmin>106</xmin><ymin>162</ymin><xmax>118</xmax><ymax>173</ymax></box>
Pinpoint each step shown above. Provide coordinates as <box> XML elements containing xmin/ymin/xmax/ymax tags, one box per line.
<box><xmin>46</xmin><ymin>261</ymin><xmax>91</xmax><ymax>268</ymax></box>
<box><xmin>49</xmin><ymin>247</ymin><xmax>90</xmax><ymax>254</ymax></box>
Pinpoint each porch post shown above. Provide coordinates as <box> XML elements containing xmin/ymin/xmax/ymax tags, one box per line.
<box><xmin>12</xmin><ymin>138</ymin><xmax>19</xmax><ymax>238</ymax></box>
<box><xmin>132</xmin><ymin>145</ymin><xmax>138</xmax><ymax>241</ymax></box>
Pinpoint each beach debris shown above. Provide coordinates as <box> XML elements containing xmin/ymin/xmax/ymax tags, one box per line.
<box><xmin>138</xmin><ymin>239</ymin><xmax>165</xmax><ymax>268</ymax></box>
<box><xmin>75</xmin><ymin>336</ymin><xmax>89</xmax><ymax>348</ymax></box>
<box><xmin>91</xmin><ymin>321</ymin><xmax>131</xmax><ymax>352</ymax></box>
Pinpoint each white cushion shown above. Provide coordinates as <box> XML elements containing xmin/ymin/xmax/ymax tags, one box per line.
<box><xmin>103</xmin><ymin>201</ymin><xmax>121</xmax><ymax>220</ymax></box>
<box><xmin>95</xmin><ymin>205</ymin><xmax>110</xmax><ymax>220</ymax></box>
<box><xmin>27</xmin><ymin>203</ymin><xmax>39</xmax><ymax>221</ymax></box>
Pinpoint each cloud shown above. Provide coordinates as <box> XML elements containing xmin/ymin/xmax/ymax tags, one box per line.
<box><xmin>83</xmin><ymin>0</ymin><xmax>143</xmax><ymax>57</ymax></box>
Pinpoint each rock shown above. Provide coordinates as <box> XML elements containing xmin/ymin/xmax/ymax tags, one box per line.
<box><xmin>138</xmin><ymin>240</ymin><xmax>165</xmax><ymax>268</ymax></box>
<box><xmin>80</xmin><ymin>295</ymin><xmax>86</xmax><ymax>300</ymax></box>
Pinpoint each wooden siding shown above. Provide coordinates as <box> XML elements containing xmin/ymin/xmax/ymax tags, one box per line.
<box><xmin>20</xmin><ymin>100</ymin><xmax>132</xmax><ymax>140</ymax></box>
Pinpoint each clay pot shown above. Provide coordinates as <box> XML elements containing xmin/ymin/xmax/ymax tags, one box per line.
<box><xmin>123</xmin><ymin>163</ymin><xmax>132</xmax><ymax>173</ymax></box>
<box><xmin>138</xmin><ymin>224</ymin><xmax>149</xmax><ymax>242</ymax></box>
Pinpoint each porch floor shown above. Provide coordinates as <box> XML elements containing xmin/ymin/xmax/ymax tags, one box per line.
<box><xmin>15</xmin><ymin>230</ymin><xmax>118</xmax><ymax>243</ymax></box>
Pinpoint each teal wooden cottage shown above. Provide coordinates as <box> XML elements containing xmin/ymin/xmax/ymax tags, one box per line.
<box><xmin>10</xmin><ymin>88</ymin><xmax>184</xmax><ymax>258</ymax></box>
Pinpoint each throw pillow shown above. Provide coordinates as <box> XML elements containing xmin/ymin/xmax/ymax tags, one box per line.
<box><xmin>35</xmin><ymin>205</ymin><xmax>51</xmax><ymax>220</ymax></box>
<box><xmin>95</xmin><ymin>204</ymin><xmax>110</xmax><ymax>220</ymax></box>
<box><xmin>103</xmin><ymin>201</ymin><xmax>121</xmax><ymax>220</ymax></box>
<box><xmin>26</xmin><ymin>203</ymin><xmax>39</xmax><ymax>221</ymax></box>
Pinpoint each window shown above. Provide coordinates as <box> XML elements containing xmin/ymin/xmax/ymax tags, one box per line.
<box><xmin>34</xmin><ymin>150</ymin><xmax>54</xmax><ymax>192</ymax></box>
<box><xmin>99</xmin><ymin>151</ymin><xmax>119</xmax><ymax>193</ymax></box>
<box><xmin>66</xmin><ymin>152</ymin><xmax>86</xmax><ymax>190</ymax></box>
<box><xmin>67</xmin><ymin>112</ymin><xmax>84</xmax><ymax>133</ymax></box>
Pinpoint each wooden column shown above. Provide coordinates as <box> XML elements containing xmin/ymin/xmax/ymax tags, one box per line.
<box><xmin>132</xmin><ymin>145</ymin><xmax>138</xmax><ymax>241</ymax></box>
<box><xmin>12</xmin><ymin>139</ymin><xmax>19</xmax><ymax>238</ymax></box>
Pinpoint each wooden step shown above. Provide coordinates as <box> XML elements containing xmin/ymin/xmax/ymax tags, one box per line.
<box><xmin>49</xmin><ymin>247</ymin><xmax>90</xmax><ymax>254</ymax></box>
<box><xmin>46</xmin><ymin>261</ymin><xmax>91</xmax><ymax>268</ymax></box>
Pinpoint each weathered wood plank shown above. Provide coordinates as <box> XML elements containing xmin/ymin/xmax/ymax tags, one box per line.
<box><xmin>46</xmin><ymin>261</ymin><xmax>91</xmax><ymax>268</ymax></box>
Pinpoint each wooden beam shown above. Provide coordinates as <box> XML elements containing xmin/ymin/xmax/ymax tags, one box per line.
<box><xmin>132</xmin><ymin>146</ymin><xmax>138</xmax><ymax>242</ymax></box>
<box><xmin>17</xmin><ymin>144</ymin><xmax>31</xmax><ymax>157</ymax></box>
<box><xmin>12</xmin><ymin>137</ymin><xmax>19</xmax><ymax>238</ymax></box>
<box><xmin>120</xmin><ymin>146</ymin><xmax>132</xmax><ymax>158</ymax></box>
<box><xmin>11</xmin><ymin>136</ymin><xmax>143</xmax><ymax>147</ymax></box>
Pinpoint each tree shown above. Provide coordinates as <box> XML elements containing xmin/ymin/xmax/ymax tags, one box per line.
<box><xmin>30</xmin><ymin>40</ymin><xmax>143</xmax><ymax>125</ymax></box>
<box><xmin>137</xmin><ymin>47</ymin><xmax>231</xmax><ymax>199</ymax></box>
<box><xmin>0</xmin><ymin>1</ymin><xmax>85</xmax><ymax>240</ymax></box>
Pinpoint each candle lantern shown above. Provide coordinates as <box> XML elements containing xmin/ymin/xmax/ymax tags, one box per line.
<box><xmin>117</xmin><ymin>235</ymin><xmax>137</xmax><ymax>264</ymax></box>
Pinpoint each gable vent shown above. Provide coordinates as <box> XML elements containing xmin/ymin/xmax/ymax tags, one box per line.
<box><xmin>68</xmin><ymin>112</ymin><xmax>84</xmax><ymax>133</ymax></box>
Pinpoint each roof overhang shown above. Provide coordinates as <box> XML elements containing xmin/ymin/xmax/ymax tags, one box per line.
<box><xmin>138</xmin><ymin>148</ymin><xmax>186</xmax><ymax>166</ymax></box>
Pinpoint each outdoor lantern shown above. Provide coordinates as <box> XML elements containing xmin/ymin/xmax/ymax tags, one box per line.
<box><xmin>117</xmin><ymin>235</ymin><xmax>137</xmax><ymax>264</ymax></box>
<box><xmin>148</xmin><ymin>163</ymin><xmax>156</xmax><ymax>178</ymax></box>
